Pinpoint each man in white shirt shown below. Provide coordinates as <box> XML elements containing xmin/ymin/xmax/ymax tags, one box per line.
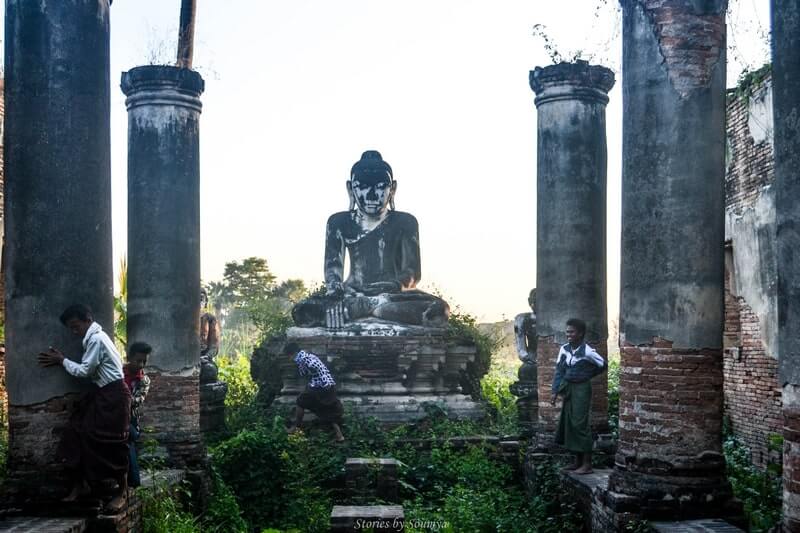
<box><xmin>38</xmin><ymin>304</ymin><xmax>131</xmax><ymax>511</ymax></box>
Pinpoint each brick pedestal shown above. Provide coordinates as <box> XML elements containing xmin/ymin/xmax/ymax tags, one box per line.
<box><xmin>266</xmin><ymin>325</ymin><xmax>485</xmax><ymax>423</ymax></box>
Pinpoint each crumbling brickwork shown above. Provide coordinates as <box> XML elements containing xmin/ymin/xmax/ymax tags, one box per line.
<box><xmin>723</xmin><ymin>74</ymin><xmax>781</xmax><ymax>469</ymax></box>
<box><xmin>610</xmin><ymin>340</ymin><xmax>733</xmax><ymax>516</ymax></box>
<box><xmin>627</xmin><ymin>0</ymin><xmax>726</xmax><ymax>95</ymax></box>
<box><xmin>5</xmin><ymin>395</ymin><xmax>84</xmax><ymax>500</ymax></box>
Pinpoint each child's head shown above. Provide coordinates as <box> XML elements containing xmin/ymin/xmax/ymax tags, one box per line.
<box><xmin>283</xmin><ymin>342</ymin><xmax>301</xmax><ymax>358</ymax></box>
<box><xmin>127</xmin><ymin>341</ymin><xmax>153</xmax><ymax>371</ymax></box>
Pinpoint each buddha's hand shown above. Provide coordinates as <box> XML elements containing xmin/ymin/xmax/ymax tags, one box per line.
<box><xmin>326</xmin><ymin>282</ymin><xmax>360</xmax><ymax>298</ymax></box>
<box><xmin>325</xmin><ymin>300</ymin><xmax>349</xmax><ymax>329</ymax></box>
<box><xmin>360</xmin><ymin>281</ymin><xmax>402</xmax><ymax>296</ymax></box>
<box><xmin>326</xmin><ymin>282</ymin><xmax>345</xmax><ymax>297</ymax></box>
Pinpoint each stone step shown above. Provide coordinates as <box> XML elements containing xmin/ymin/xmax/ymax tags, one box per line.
<box><xmin>0</xmin><ymin>517</ymin><xmax>87</xmax><ymax>533</ymax></box>
<box><xmin>331</xmin><ymin>505</ymin><xmax>404</xmax><ymax>533</ymax></box>
<box><xmin>650</xmin><ymin>520</ymin><xmax>745</xmax><ymax>532</ymax></box>
<box><xmin>345</xmin><ymin>458</ymin><xmax>400</xmax><ymax>503</ymax></box>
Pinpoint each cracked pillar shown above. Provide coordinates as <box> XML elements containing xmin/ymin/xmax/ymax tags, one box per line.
<box><xmin>3</xmin><ymin>0</ymin><xmax>113</xmax><ymax>499</ymax></box>
<box><xmin>772</xmin><ymin>0</ymin><xmax>800</xmax><ymax>530</ymax></box>
<box><xmin>530</xmin><ymin>61</ymin><xmax>613</xmax><ymax>438</ymax></box>
<box><xmin>122</xmin><ymin>66</ymin><xmax>204</xmax><ymax>466</ymax></box>
<box><xmin>609</xmin><ymin>0</ymin><xmax>734</xmax><ymax>518</ymax></box>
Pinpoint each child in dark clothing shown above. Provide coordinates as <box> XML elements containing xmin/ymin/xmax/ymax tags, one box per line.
<box><xmin>123</xmin><ymin>342</ymin><xmax>152</xmax><ymax>488</ymax></box>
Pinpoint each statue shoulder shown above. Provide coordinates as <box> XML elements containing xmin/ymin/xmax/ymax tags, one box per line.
<box><xmin>389</xmin><ymin>211</ymin><xmax>419</xmax><ymax>228</ymax></box>
<box><xmin>327</xmin><ymin>211</ymin><xmax>352</xmax><ymax>226</ymax></box>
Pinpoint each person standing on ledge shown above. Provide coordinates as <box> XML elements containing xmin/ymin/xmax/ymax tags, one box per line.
<box><xmin>38</xmin><ymin>304</ymin><xmax>131</xmax><ymax>510</ymax></box>
<box><xmin>550</xmin><ymin>318</ymin><xmax>606</xmax><ymax>475</ymax></box>
<box><xmin>285</xmin><ymin>342</ymin><xmax>345</xmax><ymax>442</ymax></box>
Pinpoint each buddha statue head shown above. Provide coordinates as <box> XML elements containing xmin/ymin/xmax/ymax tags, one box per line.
<box><xmin>347</xmin><ymin>150</ymin><xmax>397</xmax><ymax>217</ymax></box>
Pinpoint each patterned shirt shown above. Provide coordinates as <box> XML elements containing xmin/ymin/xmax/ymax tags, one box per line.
<box><xmin>124</xmin><ymin>367</ymin><xmax>151</xmax><ymax>425</ymax></box>
<box><xmin>294</xmin><ymin>350</ymin><xmax>336</xmax><ymax>389</ymax></box>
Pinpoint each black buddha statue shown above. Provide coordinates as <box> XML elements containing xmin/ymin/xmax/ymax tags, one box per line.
<box><xmin>292</xmin><ymin>151</ymin><xmax>450</xmax><ymax>329</ymax></box>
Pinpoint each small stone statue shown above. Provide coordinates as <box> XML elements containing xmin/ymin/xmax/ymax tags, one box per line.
<box><xmin>292</xmin><ymin>151</ymin><xmax>450</xmax><ymax>329</ymax></box>
<box><xmin>199</xmin><ymin>288</ymin><xmax>220</xmax><ymax>383</ymax></box>
<box><xmin>510</xmin><ymin>288</ymin><xmax>538</xmax><ymax>434</ymax></box>
<box><xmin>514</xmin><ymin>288</ymin><xmax>538</xmax><ymax>366</ymax></box>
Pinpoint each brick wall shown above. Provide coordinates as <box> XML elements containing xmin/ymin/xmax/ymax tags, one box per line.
<box><xmin>723</xmin><ymin>74</ymin><xmax>782</xmax><ymax>469</ymax></box>
<box><xmin>143</xmin><ymin>373</ymin><xmax>203</xmax><ymax>468</ymax></box>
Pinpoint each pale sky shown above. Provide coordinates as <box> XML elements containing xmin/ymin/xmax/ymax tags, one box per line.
<box><xmin>2</xmin><ymin>0</ymin><xmax>771</xmax><ymax>322</ymax></box>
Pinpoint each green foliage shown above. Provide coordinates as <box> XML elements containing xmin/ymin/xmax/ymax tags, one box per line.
<box><xmin>114</xmin><ymin>256</ymin><xmax>128</xmax><ymax>351</ymax></box>
<box><xmin>403</xmin><ymin>443</ymin><xmax>580</xmax><ymax>533</ymax></box>
<box><xmin>206</xmin><ymin>257</ymin><xmax>307</xmax><ymax>357</ymax></box>
<box><xmin>607</xmin><ymin>356</ymin><xmax>620</xmax><ymax>438</ymax></box>
<box><xmin>446</xmin><ymin>309</ymin><xmax>501</xmax><ymax>399</ymax></box>
<box><xmin>222</xmin><ymin>257</ymin><xmax>277</xmax><ymax>309</ymax></box>
<box><xmin>480</xmin><ymin>359</ymin><xmax>517</xmax><ymax>433</ymax></box>
<box><xmin>201</xmin><ymin>469</ymin><xmax>248</xmax><ymax>533</ymax></box>
<box><xmin>140</xmin><ymin>481</ymin><xmax>197</xmax><ymax>533</ymax></box>
<box><xmin>733</xmin><ymin>62</ymin><xmax>772</xmax><ymax>102</ymax></box>
<box><xmin>723</xmin><ymin>433</ymin><xmax>782</xmax><ymax>532</ymax></box>
<box><xmin>211</xmin><ymin>417</ymin><xmax>335</xmax><ymax>532</ymax></box>
<box><xmin>216</xmin><ymin>352</ymin><xmax>261</xmax><ymax>432</ymax></box>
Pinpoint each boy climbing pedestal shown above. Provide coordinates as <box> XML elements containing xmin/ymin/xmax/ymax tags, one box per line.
<box><xmin>551</xmin><ymin>318</ymin><xmax>606</xmax><ymax>475</ymax></box>
<box><xmin>285</xmin><ymin>342</ymin><xmax>345</xmax><ymax>443</ymax></box>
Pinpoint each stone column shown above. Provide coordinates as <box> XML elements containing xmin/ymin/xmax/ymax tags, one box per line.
<box><xmin>772</xmin><ymin>0</ymin><xmax>800</xmax><ymax>529</ymax></box>
<box><xmin>122</xmin><ymin>66</ymin><xmax>204</xmax><ymax>466</ymax></box>
<box><xmin>530</xmin><ymin>61</ymin><xmax>613</xmax><ymax>438</ymax></box>
<box><xmin>609</xmin><ymin>0</ymin><xmax>733</xmax><ymax>518</ymax></box>
<box><xmin>3</xmin><ymin>0</ymin><xmax>113</xmax><ymax>499</ymax></box>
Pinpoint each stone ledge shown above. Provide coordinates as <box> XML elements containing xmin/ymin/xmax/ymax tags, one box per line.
<box><xmin>331</xmin><ymin>505</ymin><xmax>404</xmax><ymax>533</ymax></box>
<box><xmin>274</xmin><ymin>394</ymin><xmax>485</xmax><ymax>424</ymax></box>
<box><xmin>0</xmin><ymin>517</ymin><xmax>87</xmax><ymax>533</ymax></box>
<box><xmin>650</xmin><ymin>519</ymin><xmax>744</xmax><ymax>532</ymax></box>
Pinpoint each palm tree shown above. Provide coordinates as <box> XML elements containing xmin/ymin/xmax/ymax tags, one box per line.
<box><xmin>114</xmin><ymin>256</ymin><xmax>128</xmax><ymax>349</ymax></box>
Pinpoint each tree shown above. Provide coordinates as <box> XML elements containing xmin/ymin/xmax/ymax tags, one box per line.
<box><xmin>222</xmin><ymin>257</ymin><xmax>277</xmax><ymax>310</ymax></box>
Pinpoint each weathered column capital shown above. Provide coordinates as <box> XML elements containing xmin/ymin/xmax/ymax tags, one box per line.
<box><xmin>121</xmin><ymin>65</ymin><xmax>204</xmax><ymax>112</ymax></box>
<box><xmin>530</xmin><ymin>61</ymin><xmax>615</xmax><ymax>107</ymax></box>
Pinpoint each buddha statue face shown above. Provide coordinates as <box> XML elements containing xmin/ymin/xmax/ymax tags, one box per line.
<box><xmin>349</xmin><ymin>174</ymin><xmax>396</xmax><ymax>216</ymax></box>
<box><xmin>347</xmin><ymin>150</ymin><xmax>397</xmax><ymax>217</ymax></box>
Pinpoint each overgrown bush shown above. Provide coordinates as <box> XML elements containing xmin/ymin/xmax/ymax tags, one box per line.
<box><xmin>216</xmin><ymin>352</ymin><xmax>262</xmax><ymax>433</ymax></box>
<box><xmin>480</xmin><ymin>358</ymin><xmax>518</xmax><ymax>433</ymax></box>
<box><xmin>446</xmin><ymin>309</ymin><xmax>502</xmax><ymax>399</ymax></box>
<box><xmin>607</xmin><ymin>355</ymin><xmax>620</xmax><ymax>438</ymax></box>
<box><xmin>201</xmin><ymin>469</ymin><xmax>248</xmax><ymax>532</ymax></box>
<box><xmin>723</xmin><ymin>432</ymin><xmax>782</xmax><ymax>532</ymax></box>
<box><xmin>140</xmin><ymin>481</ymin><xmax>196</xmax><ymax>533</ymax></box>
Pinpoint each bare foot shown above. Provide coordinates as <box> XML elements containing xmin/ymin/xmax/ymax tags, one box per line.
<box><xmin>574</xmin><ymin>465</ymin><xmax>594</xmax><ymax>475</ymax></box>
<box><xmin>106</xmin><ymin>493</ymin><xmax>127</xmax><ymax>513</ymax></box>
